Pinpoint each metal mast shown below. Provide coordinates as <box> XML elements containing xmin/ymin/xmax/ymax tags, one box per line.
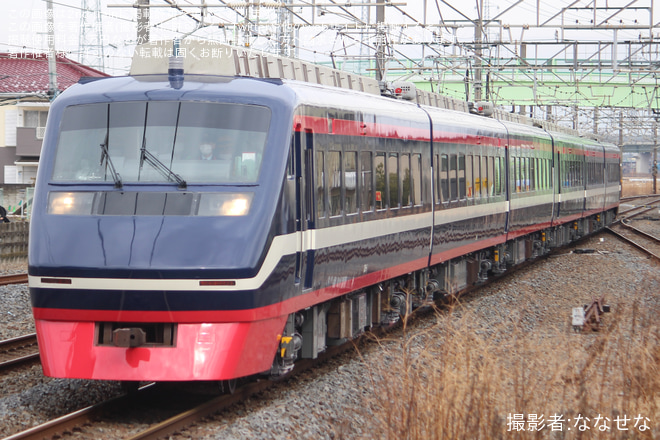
<box><xmin>276</xmin><ymin>0</ymin><xmax>294</xmax><ymax>56</ymax></box>
<box><xmin>78</xmin><ymin>0</ymin><xmax>105</xmax><ymax>71</ymax></box>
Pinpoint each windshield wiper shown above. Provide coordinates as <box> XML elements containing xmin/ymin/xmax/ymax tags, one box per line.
<box><xmin>100</xmin><ymin>133</ymin><xmax>122</xmax><ymax>188</ymax></box>
<box><xmin>139</xmin><ymin>138</ymin><xmax>187</xmax><ymax>189</ymax></box>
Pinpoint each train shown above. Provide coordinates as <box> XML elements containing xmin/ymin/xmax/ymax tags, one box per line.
<box><xmin>28</xmin><ymin>49</ymin><xmax>620</xmax><ymax>383</ymax></box>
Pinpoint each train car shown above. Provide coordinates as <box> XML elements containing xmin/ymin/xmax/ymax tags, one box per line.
<box><xmin>502</xmin><ymin>122</ymin><xmax>555</xmax><ymax>241</ymax></box>
<box><xmin>28</xmin><ymin>63</ymin><xmax>620</xmax><ymax>383</ymax></box>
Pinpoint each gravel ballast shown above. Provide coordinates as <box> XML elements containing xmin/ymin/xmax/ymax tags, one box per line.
<box><xmin>1</xmin><ymin>231</ymin><xmax>658</xmax><ymax>439</ymax></box>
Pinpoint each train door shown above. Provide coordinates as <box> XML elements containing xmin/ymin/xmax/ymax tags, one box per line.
<box><xmin>502</xmin><ymin>126</ymin><xmax>512</xmax><ymax>234</ymax></box>
<box><xmin>293</xmin><ymin>128</ymin><xmax>315</xmax><ymax>289</ymax></box>
<box><xmin>545</xmin><ymin>131</ymin><xmax>558</xmax><ymax>222</ymax></box>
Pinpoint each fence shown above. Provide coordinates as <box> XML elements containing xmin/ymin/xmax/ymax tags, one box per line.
<box><xmin>0</xmin><ymin>221</ymin><xmax>28</xmax><ymax>265</ymax></box>
<box><xmin>621</xmin><ymin>178</ymin><xmax>658</xmax><ymax>197</ymax></box>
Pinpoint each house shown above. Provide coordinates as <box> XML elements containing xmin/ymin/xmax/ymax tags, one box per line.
<box><xmin>0</xmin><ymin>53</ymin><xmax>108</xmax><ymax>187</ymax></box>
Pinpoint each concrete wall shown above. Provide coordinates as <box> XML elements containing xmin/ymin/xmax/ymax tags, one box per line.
<box><xmin>0</xmin><ymin>149</ymin><xmax>18</xmax><ymax>184</ymax></box>
<box><xmin>16</xmin><ymin>127</ymin><xmax>43</xmax><ymax>156</ymax></box>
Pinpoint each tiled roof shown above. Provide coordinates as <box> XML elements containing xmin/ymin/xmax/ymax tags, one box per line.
<box><xmin>0</xmin><ymin>53</ymin><xmax>109</xmax><ymax>95</ymax></box>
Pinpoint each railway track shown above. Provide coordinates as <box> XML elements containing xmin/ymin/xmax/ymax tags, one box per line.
<box><xmin>3</xmin><ymin>335</ymin><xmax>358</xmax><ymax>440</ymax></box>
<box><xmin>0</xmin><ymin>274</ymin><xmax>36</xmax><ymax>370</ymax></box>
<box><xmin>3</xmin><ymin>234</ymin><xmax>611</xmax><ymax>440</ymax></box>
<box><xmin>606</xmin><ymin>221</ymin><xmax>660</xmax><ymax>262</ymax></box>
<box><xmin>607</xmin><ymin>196</ymin><xmax>660</xmax><ymax>261</ymax></box>
<box><xmin>617</xmin><ymin>195</ymin><xmax>660</xmax><ymax>217</ymax></box>
<box><xmin>3</xmin><ymin>384</ymin><xmax>156</xmax><ymax>440</ymax></box>
<box><xmin>0</xmin><ymin>334</ymin><xmax>39</xmax><ymax>370</ymax></box>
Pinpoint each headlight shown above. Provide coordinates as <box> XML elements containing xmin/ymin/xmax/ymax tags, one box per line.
<box><xmin>198</xmin><ymin>193</ymin><xmax>253</xmax><ymax>216</ymax></box>
<box><xmin>48</xmin><ymin>192</ymin><xmax>95</xmax><ymax>215</ymax></box>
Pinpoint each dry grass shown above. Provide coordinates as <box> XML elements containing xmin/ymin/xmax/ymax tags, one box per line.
<box><xmin>355</xmin><ymin>301</ymin><xmax>659</xmax><ymax>440</ymax></box>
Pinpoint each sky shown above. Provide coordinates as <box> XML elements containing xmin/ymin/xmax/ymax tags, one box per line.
<box><xmin>1</xmin><ymin>0</ymin><xmax>658</xmax><ymax>76</ymax></box>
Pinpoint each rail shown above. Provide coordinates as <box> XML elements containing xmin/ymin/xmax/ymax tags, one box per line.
<box><xmin>0</xmin><ymin>273</ymin><xmax>28</xmax><ymax>285</ymax></box>
<box><xmin>0</xmin><ymin>334</ymin><xmax>39</xmax><ymax>370</ymax></box>
<box><xmin>3</xmin><ymin>340</ymin><xmax>355</xmax><ymax>440</ymax></box>
<box><xmin>605</xmin><ymin>226</ymin><xmax>660</xmax><ymax>261</ymax></box>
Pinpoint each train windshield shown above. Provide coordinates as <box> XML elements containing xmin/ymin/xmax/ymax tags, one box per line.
<box><xmin>51</xmin><ymin>101</ymin><xmax>270</xmax><ymax>184</ymax></box>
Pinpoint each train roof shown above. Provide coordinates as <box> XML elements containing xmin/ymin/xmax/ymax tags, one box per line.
<box><xmin>49</xmin><ymin>74</ymin><xmax>303</xmax><ymax>121</ymax></box>
<box><xmin>56</xmin><ymin>73</ymin><xmax>621</xmax><ymax>156</ymax></box>
<box><xmin>125</xmin><ymin>39</ymin><xmax>612</xmax><ymax>143</ymax></box>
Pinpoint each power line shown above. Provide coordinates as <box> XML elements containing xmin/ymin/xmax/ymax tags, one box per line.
<box><xmin>42</xmin><ymin>0</ymin><xmax>135</xmax><ymax>22</ymax></box>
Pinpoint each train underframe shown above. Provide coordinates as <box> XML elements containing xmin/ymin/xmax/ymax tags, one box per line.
<box><xmin>269</xmin><ymin>208</ymin><xmax>618</xmax><ymax>377</ymax></box>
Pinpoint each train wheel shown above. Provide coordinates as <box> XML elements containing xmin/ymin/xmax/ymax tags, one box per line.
<box><xmin>120</xmin><ymin>380</ymin><xmax>140</xmax><ymax>395</ymax></box>
<box><xmin>218</xmin><ymin>379</ymin><xmax>237</xmax><ymax>394</ymax></box>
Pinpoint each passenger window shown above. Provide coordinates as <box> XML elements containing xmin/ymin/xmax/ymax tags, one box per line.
<box><xmin>327</xmin><ymin>151</ymin><xmax>341</xmax><ymax>216</ymax></box>
<box><xmin>488</xmin><ymin>157</ymin><xmax>495</xmax><ymax>196</ymax></box>
<box><xmin>316</xmin><ymin>151</ymin><xmax>325</xmax><ymax>218</ymax></box>
<box><xmin>412</xmin><ymin>154</ymin><xmax>422</xmax><ymax>205</ymax></box>
<box><xmin>569</xmin><ymin>160</ymin><xmax>574</xmax><ymax>186</ymax></box>
<box><xmin>287</xmin><ymin>137</ymin><xmax>295</xmax><ymax>178</ymax></box>
<box><xmin>344</xmin><ymin>151</ymin><xmax>357</xmax><ymax>214</ymax></box>
<box><xmin>579</xmin><ymin>161</ymin><xmax>584</xmax><ymax>186</ymax></box>
<box><xmin>480</xmin><ymin>156</ymin><xmax>488</xmax><ymax>198</ymax></box>
<box><xmin>458</xmin><ymin>154</ymin><xmax>466</xmax><ymax>199</ymax></box>
<box><xmin>501</xmin><ymin>157</ymin><xmax>506</xmax><ymax>194</ymax></box>
<box><xmin>570</xmin><ymin>160</ymin><xmax>576</xmax><ymax>186</ymax></box>
<box><xmin>466</xmin><ymin>155</ymin><xmax>473</xmax><ymax>198</ymax></box>
<box><xmin>434</xmin><ymin>155</ymin><xmax>439</xmax><ymax>204</ymax></box>
<box><xmin>473</xmin><ymin>156</ymin><xmax>481</xmax><ymax>198</ymax></box>
<box><xmin>542</xmin><ymin>158</ymin><xmax>547</xmax><ymax>190</ymax></box>
<box><xmin>541</xmin><ymin>159</ymin><xmax>546</xmax><ymax>190</ymax></box>
<box><xmin>494</xmin><ymin>157</ymin><xmax>501</xmax><ymax>195</ymax></box>
<box><xmin>375</xmin><ymin>152</ymin><xmax>386</xmax><ymax>210</ymax></box>
<box><xmin>360</xmin><ymin>151</ymin><xmax>373</xmax><ymax>212</ymax></box>
<box><xmin>400</xmin><ymin>154</ymin><xmax>411</xmax><ymax>207</ymax></box>
<box><xmin>389</xmin><ymin>153</ymin><xmax>399</xmax><ymax>208</ymax></box>
<box><xmin>449</xmin><ymin>154</ymin><xmax>457</xmax><ymax>201</ymax></box>
<box><xmin>440</xmin><ymin>154</ymin><xmax>449</xmax><ymax>202</ymax></box>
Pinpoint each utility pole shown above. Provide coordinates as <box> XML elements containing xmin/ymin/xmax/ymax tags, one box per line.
<box><xmin>618</xmin><ymin>111</ymin><xmax>624</xmax><ymax>148</ymax></box>
<box><xmin>654</xmin><ymin>120</ymin><xmax>658</xmax><ymax>194</ymax></box>
<box><xmin>46</xmin><ymin>0</ymin><xmax>58</xmax><ymax>99</ymax></box>
<box><xmin>138</xmin><ymin>0</ymin><xmax>150</xmax><ymax>44</ymax></box>
<box><xmin>375</xmin><ymin>2</ymin><xmax>385</xmax><ymax>83</ymax></box>
<box><xmin>474</xmin><ymin>0</ymin><xmax>483</xmax><ymax>102</ymax></box>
